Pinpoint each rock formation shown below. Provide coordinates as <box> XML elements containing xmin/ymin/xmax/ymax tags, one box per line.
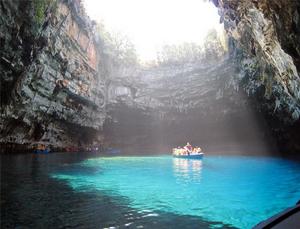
<box><xmin>0</xmin><ymin>0</ymin><xmax>299</xmax><ymax>154</ymax></box>
<box><xmin>212</xmin><ymin>0</ymin><xmax>300</xmax><ymax>153</ymax></box>
<box><xmin>105</xmin><ymin>58</ymin><xmax>273</xmax><ymax>153</ymax></box>
<box><xmin>0</xmin><ymin>0</ymin><xmax>107</xmax><ymax>151</ymax></box>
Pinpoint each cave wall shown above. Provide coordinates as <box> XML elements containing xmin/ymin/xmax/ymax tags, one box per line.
<box><xmin>212</xmin><ymin>0</ymin><xmax>300</xmax><ymax>153</ymax></box>
<box><xmin>105</xmin><ymin>59</ymin><xmax>274</xmax><ymax>153</ymax></box>
<box><xmin>1</xmin><ymin>0</ymin><xmax>299</xmax><ymax>154</ymax></box>
<box><xmin>0</xmin><ymin>0</ymin><xmax>107</xmax><ymax>150</ymax></box>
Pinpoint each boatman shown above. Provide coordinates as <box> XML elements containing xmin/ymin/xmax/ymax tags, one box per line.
<box><xmin>184</xmin><ymin>142</ymin><xmax>193</xmax><ymax>154</ymax></box>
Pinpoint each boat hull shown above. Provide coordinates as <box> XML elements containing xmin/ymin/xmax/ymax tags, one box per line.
<box><xmin>34</xmin><ymin>149</ymin><xmax>50</xmax><ymax>154</ymax></box>
<box><xmin>173</xmin><ymin>153</ymin><xmax>204</xmax><ymax>159</ymax></box>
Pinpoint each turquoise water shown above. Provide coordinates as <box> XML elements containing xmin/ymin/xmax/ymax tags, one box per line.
<box><xmin>52</xmin><ymin>155</ymin><xmax>300</xmax><ymax>228</ymax></box>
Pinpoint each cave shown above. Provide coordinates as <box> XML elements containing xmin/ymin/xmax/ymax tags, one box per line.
<box><xmin>1</xmin><ymin>0</ymin><xmax>300</xmax><ymax>228</ymax></box>
<box><xmin>0</xmin><ymin>0</ymin><xmax>299</xmax><ymax>155</ymax></box>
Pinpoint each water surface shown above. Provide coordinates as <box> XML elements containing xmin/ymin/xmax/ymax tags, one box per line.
<box><xmin>2</xmin><ymin>153</ymin><xmax>300</xmax><ymax>228</ymax></box>
<box><xmin>52</xmin><ymin>155</ymin><xmax>300</xmax><ymax>228</ymax></box>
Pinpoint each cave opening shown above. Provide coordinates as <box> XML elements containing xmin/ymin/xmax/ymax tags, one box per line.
<box><xmin>84</xmin><ymin>0</ymin><xmax>275</xmax><ymax>155</ymax></box>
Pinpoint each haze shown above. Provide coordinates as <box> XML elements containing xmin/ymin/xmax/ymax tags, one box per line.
<box><xmin>83</xmin><ymin>0</ymin><xmax>222</xmax><ymax>61</ymax></box>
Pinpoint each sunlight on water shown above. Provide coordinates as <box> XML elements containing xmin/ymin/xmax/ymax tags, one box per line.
<box><xmin>52</xmin><ymin>155</ymin><xmax>300</xmax><ymax>228</ymax></box>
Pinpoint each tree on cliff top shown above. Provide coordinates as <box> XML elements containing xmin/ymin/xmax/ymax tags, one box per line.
<box><xmin>96</xmin><ymin>22</ymin><xmax>138</xmax><ymax>67</ymax></box>
<box><xmin>156</xmin><ymin>28</ymin><xmax>227</xmax><ymax>65</ymax></box>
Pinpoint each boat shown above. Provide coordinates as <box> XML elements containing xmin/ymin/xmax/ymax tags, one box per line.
<box><xmin>173</xmin><ymin>153</ymin><xmax>204</xmax><ymax>159</ymax></box>
<box><xmin>32</xmin><ymin>143</ymin><xmax>50</xmax><ymax>154</ymax></box>
<box><xmin>253</xmin><ymin>200</ymin><xmax>300</xmax><ymax>228</ymax></box>
<box><xmin>172</xmin><ymin>147</ymin><xmax>204</xmax><ymax>159</ymax></box>
<box><xmin>34</xmin><ymin>148</ymin><xmax>50</xmax><ymax>154</ymax></box>
<box><xmin>106</xmin><ymin>148</ymin><xmax>121</xmax><ymax>154</ymax></box>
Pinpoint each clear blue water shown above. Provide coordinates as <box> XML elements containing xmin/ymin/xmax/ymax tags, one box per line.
<box><xmin>52</xmin><ymin>155</ymin><xmax>300</xmax><ymax>228</ymax></box>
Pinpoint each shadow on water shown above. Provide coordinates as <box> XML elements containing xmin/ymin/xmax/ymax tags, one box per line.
<box><xmin>1</xmin><ymin>152</ymin><xmax>236</xmax><ymax>229</ymax></box>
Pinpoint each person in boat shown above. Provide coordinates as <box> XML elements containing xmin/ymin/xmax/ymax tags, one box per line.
<box><xmin>184</xmin><ymin>142</ymin><xmax>193</xmax><ymax>155</ymax></box>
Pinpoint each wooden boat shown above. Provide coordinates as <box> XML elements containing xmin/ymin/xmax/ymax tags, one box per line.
<box><xmin>172</xmin><ymin>147</ymin><xmax>204</xmax><ymax>159</ymax></box>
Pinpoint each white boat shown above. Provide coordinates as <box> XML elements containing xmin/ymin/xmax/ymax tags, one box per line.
<box><xmin>172</xmin><ymin>147</ymin><xmax>204</xmax><ymax>159</ymax></box>
<box><xmin>173</xmin><ymin>153</ymin><xmax>204</xmax><ymax>159</ymax></box>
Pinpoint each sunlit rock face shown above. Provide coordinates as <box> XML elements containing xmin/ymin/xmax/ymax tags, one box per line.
<box><xmin>105</xmin><ymin>59</ymin><xmax>273</xmax><ymax>153</ymax></box>
<box><xmin>0</xmin><ymin>0</ymin><xmax>106</xmax><ymax>149</ymax></box>
<box><xmin>212</xmin><ymin>0</ymin><xmax>300</xmax><ymax>153</ymax></box>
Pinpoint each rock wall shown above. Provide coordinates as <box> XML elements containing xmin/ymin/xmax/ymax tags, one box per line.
<box><xmin>213</xmin><ymin>0</ymin><xmax>300</xmax><ymax>114</ymax></box>
<box><xmin>0</xmin><ymin>0</ymin><xmax>106</xmax><ymax>150</ymax></box>
<box><xmin>1</xmin><ymin>0</ymin><xmax>299</xmax><ymax>154</ymax></box>
<box><xmin>105</xmin><ymin>59</ymin><xmax>273</xmax><ymax>153</ymax></box>
<box><xmin>212</xmin><ymin>0</ymin><xmax>300</xmax><ymax>153</ymax></box>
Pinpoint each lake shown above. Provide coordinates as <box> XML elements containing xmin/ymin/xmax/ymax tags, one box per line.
<box><xmin>2</xmin><ymin>153</ymin><xmax>300</xmax><ymax>228</ymax></box>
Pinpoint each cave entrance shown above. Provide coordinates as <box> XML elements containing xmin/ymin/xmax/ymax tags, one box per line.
<box><xmin>83</xmin><ymin>0</ymin><xmax>274</xmax><ymax>154</ymax></box>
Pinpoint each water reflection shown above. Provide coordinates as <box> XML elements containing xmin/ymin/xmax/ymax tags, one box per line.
<box><xmin>173</xmin><ymin>158</ymin><xmax>202</xmax><ymax>181</ymax></box>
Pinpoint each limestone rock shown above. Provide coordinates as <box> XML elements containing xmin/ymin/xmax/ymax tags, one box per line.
<box><xmin>0</xmin><ymin>0</ymin><xmax>106</xmax><ymax>149</ymax></box>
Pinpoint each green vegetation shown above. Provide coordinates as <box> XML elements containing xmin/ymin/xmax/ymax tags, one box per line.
<box><xmin>96</xmin><ymin>23</ymin><xmax>138</xmax><ymax>67</ymax></box>
<box><xmin>96</xmin><ymin>22</ymin><xmax>226</xmax><ymax>67</ymax></box>
<box><xmin>156</xmin><ymin>28</ymin><xmax>227</xmax><ymax>65</ymax></box>
<box><xmin>33</xmin><ymin>0</ymin><xmax>56</xmax><ymax>25</ymax></box>
<box><xmin>157</xmin><ymin>42</ymin><xmax>204</xmax><ymax>64</ymax></box>
<box><xmin>33</xmin><ymin>0</ymin><xmax>47</xmax><ymax>24</ymax></box>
